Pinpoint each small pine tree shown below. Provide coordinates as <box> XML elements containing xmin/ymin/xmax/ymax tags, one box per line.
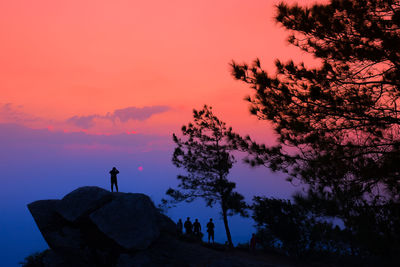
<box><xmin>166</xmin><ymin>105</ymin><xmax>247</xmax><ymax>247</ymax></box>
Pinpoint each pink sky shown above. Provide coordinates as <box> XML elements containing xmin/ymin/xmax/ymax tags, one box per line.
<box><xmin>1</xmin><ymin>2</ymin><xmax>332</xmax><ymax>264</ymax></box>
<box><xmin>0</xmin><ymin>0</ymin><xmax>323</xmax><ymax>138</ymax></box>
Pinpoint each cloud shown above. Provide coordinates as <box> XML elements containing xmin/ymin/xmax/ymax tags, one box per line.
<box><xmin>0</xmin><ymin>103</ymin><xmax>40</xmax><ymax>123</ymax></box>
<box><xmin>67</xmin><ymin>105</ymin><xmax>170</xmax><ymax>129</ymax></box>
<box><xmin>67</xmin><ymin>115</ymin><xmax>98</xmax><ymax>129</ymax></box>
<box><xmin>113</xmin><ymin>106</ymin><xmax>170</xmax><ymax>122</ymax></box>
<box><xmin>0</xmin><ymin>103</ymin><xmax>172</xmax><ymax>134</ymax></box>
<box><xmin>0</xmin><ymin>123</ymin><xmax>172</xmax><ymax>153</ymax></box>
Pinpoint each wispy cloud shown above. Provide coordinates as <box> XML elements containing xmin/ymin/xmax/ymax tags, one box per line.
<box><xmin>67</xmin><ymin>114</ymin><xmax>98</xmax><ymax>128</ymax></box>
<box><xmin>0</xmin><ymin>103</ymin><xmax>173</xmax><ymax>134</ymax></box>
<box><xmin>0</xmin><ymin>103</ymin><xmax>40</xmax><ymax>123</ymax></box>
<box><xmin>67</xmin><ymin>106</ymin><xmax>170</xmax><ymax>129</ymax></box>
<box><xmin>0</xmin><ymin>123</ymin><xmax>172</xmax><ymax>153</ymax></box>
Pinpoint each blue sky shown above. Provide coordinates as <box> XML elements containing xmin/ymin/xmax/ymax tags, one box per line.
<box><xmin>0</xmin><ymin>122</ymin><xmax>296</xmax><ymax>266</ymax></box>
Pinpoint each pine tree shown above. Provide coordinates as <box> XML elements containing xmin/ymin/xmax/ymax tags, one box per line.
<box><xmin>230</xmin><ymin>1</ymin><xmax>400</xmax><ymax>257</ymax></box>
<box><xmin>231</xmin><ymin>0</ymin><xmax>400</xmax><ymax>210</ymax></box>
<box><xmin>166</xmin><ymin>105</ymin><xmax>247</xmax><ymax>247</ymax></box>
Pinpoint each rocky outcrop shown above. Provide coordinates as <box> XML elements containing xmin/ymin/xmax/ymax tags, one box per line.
<box><xmin>28</xmin><ymin>187</ymin><xmax>176</xmax><ymax>266</ymax></box>
<box><xmin>27</xmin><ymin>186</ymin><xmax>289</xmax><ymax>267</ymax></box>
<box><xmin>89</xmin><ymin>193</ymin><xmax>162</xmax><ymax>250</ymax></box>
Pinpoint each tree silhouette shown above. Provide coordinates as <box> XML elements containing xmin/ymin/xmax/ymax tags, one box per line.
<box><xmin>166</xmin><ymin>105</ymin><xmax>247</xmax><ymax>247</ymax></box>
<box><xmin>230</xmin><ymin>0</ymin><xmax>400</xmax><ymax>258</ymax></box>
<box><xmin>252</xmin><ymin>196</ymin><xmax>349</xmax><ymax>258</ymax></box>
<box><xmin>231</xmin><ymin>0</ymin><xmax>400</xmax><ymax>214</ymax></box>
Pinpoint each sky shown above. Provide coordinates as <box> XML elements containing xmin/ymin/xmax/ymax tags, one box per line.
<box><xmin>0</xmin><ymin>0</ymin><xmax>324</xmax><ymax>265</ymax></box>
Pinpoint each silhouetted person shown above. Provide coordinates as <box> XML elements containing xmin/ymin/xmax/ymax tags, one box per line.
<box><xmin>193</xmin><ymin>219</ymin><xmax>201</xmax><ymax>236</ymax></box>
<box><xmin>184</xmin><ymin>217</ymin><xmax>193</xmax><ymax>235</ymax></box>
<box><xmin>250</xmin><ymin>233</ymin><xmax>257</xmax><ymax>252</ymax></box>
<box><xmin>177</xmin><ymin>219</ymin><xmax>183</xmax><ymax>235</ymax></box>
<box><xmin>206</xmin><ymin>218</ymin><xmax>215</xmax><ymax>243</ymax></box>
<box><xmin>110</xmin><ymin>167</ymin><xmax>119</xmax><ymax>192</ymax></box>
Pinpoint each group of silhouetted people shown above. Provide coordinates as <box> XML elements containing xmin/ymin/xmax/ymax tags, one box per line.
<box><xmin>176</xmin><ymin>217</ymin><xmax>215</xmax><ymax>243</ymax></box>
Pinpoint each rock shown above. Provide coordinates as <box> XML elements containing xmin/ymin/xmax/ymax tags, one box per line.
<box><xmin>89</xmin><ymin>193</ymin><xmax>160</xmax><ymax>250</ymax></box>
<box><xmin>28</xmin><ymin>186</ymin><xmax>176</xmax><ymax>264</ymax></box>
<box><xmin>27</xmin><ymin>186</ymin><xmax>290</xmax><ymax>267</ymax></box>
<box><xmin>27</xmin><ymin>200</ymin><xmax>82</xmax><ymax>250</ymax></box>
<box><xmin>157</xmin><ymin>213</ymin><xmax>178</xmax><ymax>235</ymax></box>
<box><xmin>28</xmin><ymin>200</ymin><xmax>60</xmax><ymax>231</ymax></box>
<box><xmin>117</xmin><ymin>253</ymin><xmax>153</xmax><ymax>267</ymax></box>
<box><xmin>57</xmin><ymin>186</ymin><xmax>112</xmax><ymax>222</ymax></box>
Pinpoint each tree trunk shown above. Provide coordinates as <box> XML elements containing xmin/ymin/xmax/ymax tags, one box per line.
<box><xmin>221</xmin><ymin>204</ymin><xmax>233</xmax><ymax>248</ymax></box>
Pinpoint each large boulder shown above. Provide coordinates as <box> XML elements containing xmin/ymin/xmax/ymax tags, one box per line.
<box><xmin>56</xmin><ymin>186</ymin><xmax>112</xmax><ymax>222</ymax></box>
<box><xmin>28</xmin><ymin>186</ymin><xmax>176</xmax><ymax>265</ymax></box>
<box><xmin>27</xmin><ymin>200</ymin><xmax>82</xmax><ymax>250</ymax></box>
<box><xmin>89</xmin><ymin>193</ymin><xmax>160</xmax><ymax>250</ymax></box>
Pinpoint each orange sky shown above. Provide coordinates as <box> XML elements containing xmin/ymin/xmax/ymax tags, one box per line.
<box><xmin>1</xmin><ymin>3</ymin><xmax>331</xmax><ymax>262</ymax></box>
<box><xmin>0</xmin><ymin>0</ymin><xmax>323</xmax><ymax>137</ymax></box>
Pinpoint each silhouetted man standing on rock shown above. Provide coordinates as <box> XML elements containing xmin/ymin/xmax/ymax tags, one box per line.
<box><xmin>184</xmin><ymin>217</ymin><xmax>193</xmax><ymax>234</ymax></box>
<box><xmin>110</xmin><ymin>167</ymin><xmax>119</xmax><ymax>192</ymax></box>
<box><xmin>207</xmin><ymin>218</ymin><xmax>215</xmax><ymax>243</ymax></box>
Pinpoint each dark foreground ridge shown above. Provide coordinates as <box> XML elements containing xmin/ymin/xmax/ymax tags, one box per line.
<box><xmin>27</xmin><ymin>186</ymin><xmax>291</xmax><ymax>267</ymax></box>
